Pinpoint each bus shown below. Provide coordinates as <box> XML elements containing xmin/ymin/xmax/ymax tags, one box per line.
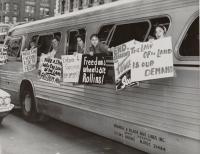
<box><xmin>0</xmin><ymin>0</ymin><xmax>199</xmax><ymax>153</ymax></box>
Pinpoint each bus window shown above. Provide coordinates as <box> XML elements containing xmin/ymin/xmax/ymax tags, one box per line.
<box><xmin>0</xmin><ymin>34</ymin><xmax>5</xmax><ymax>44</ymax></box>
<box><xmin>147</xmin><ymin>17</ymin><xmax>170</xmax><ymax>41</ymax></box>
<box><xmin>98</xmin><ymin>24</ymin><xmax>114</xmax><ymax>44</ymax></box>
<box><xmin>179</xmin><ymin>17</ymin><xmax>199</xmax><ymax>57</ymax></box>
<box><xmin>37</xmin><ymin>34</ymin><xmax>53</xmax><ymax>56</ymax></box>
<box><xmin>109</xmin><ymin>21</ymin><xmax>150</xmax><ymax>47</ymax></box>
<box><xmin>6</xmin><ymin>37</ymin><xmax>22</xmax><ymax>57</ymax></box>
<box><xmin>67</xmin><ymin>28</ymin><xmax>86</xmax><ymax>55</ymax></box>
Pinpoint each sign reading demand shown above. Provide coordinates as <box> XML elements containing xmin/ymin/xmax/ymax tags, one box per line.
<box><xmin>130</xmin><ymin>37</ymin><xmax>174</xmax><ymax>82</ymax></box>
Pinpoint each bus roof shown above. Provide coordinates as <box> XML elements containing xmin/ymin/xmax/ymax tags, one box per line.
<box><xmin>9</xmin><ymin>0</ymin><xmax>197</xmax><ymax>34</ymax></box>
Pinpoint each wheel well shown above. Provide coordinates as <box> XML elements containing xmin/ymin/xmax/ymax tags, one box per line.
<box><xmin>20</xmin><ymin>80</ymin><xmax>35</xmax><ymax>103</ymax></box>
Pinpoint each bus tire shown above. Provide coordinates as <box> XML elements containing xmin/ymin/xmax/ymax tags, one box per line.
<box><xmin>21</xmin><ymin>87</ymin><xmax>38</xmax><ymax>122</ymax></box>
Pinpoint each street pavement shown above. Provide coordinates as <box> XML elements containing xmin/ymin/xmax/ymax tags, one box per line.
<box><xmin>0</xmin><ymin>110</ymin><xmax>147</xmax><ymax>154</ymax></box>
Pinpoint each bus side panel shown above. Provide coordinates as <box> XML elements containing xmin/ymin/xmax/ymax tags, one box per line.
<box><xmin>36</xmin><ymin>97</ymin><xmax>200</xmax><ymax>154</ymax></box>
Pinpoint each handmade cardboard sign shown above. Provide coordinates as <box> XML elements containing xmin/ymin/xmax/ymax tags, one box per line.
<box><xmin>21</xmin><ymin>48</ymin><xmax>37</xmax><ymax>72</ymax></box>
<box><xmin>130</xmin><ymin>37</ymin><xmax>174</xmax><ymax>82</ymax></box>
<box><xmin>0</xmin><ymin>46</ymin><xmax>8</xmax><ymax>65</ymax></box>
<box><xmin>40</xmin><ymin>58</ymin><xmax>62</xmax><ymax>85</ymax></box>
<box><xmin>79</xmin><ymin>55</ymin><xmax>107</xmax><ymax>84</ymax></box>
<box><xmin>112</xmin><ymin>40</ymin><xmax>136</xmax><ymax>90</ymax></box>
<box><xmin>62</xmin><ymin>54</ymin><xmax>82</xmax><ymax>83</ymax></box>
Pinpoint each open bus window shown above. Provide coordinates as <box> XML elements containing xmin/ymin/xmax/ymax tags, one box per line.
<box><xmin>147</xmin><ymin>17</ymin><xmax>170</xmax><ymax>41</ymax></box>
<box><xmin>179</xmin><ymin>17</ymin><xmax>199</xmax><ymax>57</ymax></box>
<box><xmin>67</xmin><ymin>28</ymin><xmax>86</xmax><ymax>55</ymax></box>
<box><xmin>0</xmin><ymin>34</ymin><xmax>5</xmax><ymax>44</ymax></box>
<box><xmin>109</xmin><ymin>21</ymin><xmax>149</xmax><ymax>47</ymax></box>
<box><xmin>6</xmin><ymin>37</ymin><xmax>22</xmax><ymax>57</ymax></box>
<box><xmin>37</xmin><ymin>34</ymin><xmax>53</xmax><ymax>57</ymax></box>
<box><xmin>98</xmin><ymin>24</ymin><xmax>114</xmax><ymax>44</ymax></box>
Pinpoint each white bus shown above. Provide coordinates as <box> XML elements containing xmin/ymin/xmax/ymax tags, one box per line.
<box><xmin>0</xmin><ymin>0</ymin><xmax>199</xmax><ymax>154</ymax></box>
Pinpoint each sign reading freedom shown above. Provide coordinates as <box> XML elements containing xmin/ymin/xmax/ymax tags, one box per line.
<box><xmin>21</xmin><ymin>48</ymin><xmax>37</xmax><ymax>72</ymax></box>
<box><xmin>40</xmin><ymin>58</ymin><xmax>62</xmax><ymax>85</ymax></box>
<box><xmin>79</xmin><ymin>55</ymin><xmax>107</xmax><ymax>84</ymax></box>
<box><xmin>0</xmin><ymin>46</ymin><xmax>8</xmax><ymax>65</ymax></box>
<box><xmin>131</xmin><ymin>37</ymin><xmax>174</xmax><ymax>82</ymax></box>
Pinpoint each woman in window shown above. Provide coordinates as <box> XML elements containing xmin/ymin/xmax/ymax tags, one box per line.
<box><xmin>38</xmin><ymin>36</ymin><xmax>60</xmax><ymax>72</ymax></box>
<box><xmin>155</xmin><ymin>25</ymin><xmax>166</xmax><ymax>39</ymax></box>
<box><xmin>75</xmin><ymin>34</ymin><xmax>85</xmax><ymax>54</ymax></box>
<box><xmin>87</xmin><ymin>34</ymin><xmax>112</xmax><ymax>56</ymax></box>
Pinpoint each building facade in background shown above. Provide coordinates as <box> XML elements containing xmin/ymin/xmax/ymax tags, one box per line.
<box><xmin>0</xmin><ymin>0</ymin><xmax>55</xmax><ymax>24</ymax></box>
<box><xmin>55</xmin><ymin>0</ymin><xmax>118</xmax><ymax>15</ymax></box>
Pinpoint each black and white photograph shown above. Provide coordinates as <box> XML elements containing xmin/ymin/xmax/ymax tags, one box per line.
<box><xmin>0</xmin><ymin>0</ymin><xmax>199</xmax><ymax>154</ymax></box>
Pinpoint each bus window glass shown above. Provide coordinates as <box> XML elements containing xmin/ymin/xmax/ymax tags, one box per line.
<box><xmin>98</xmin><ymin>24</ymin><xmax>114</xmax><ymax>44</ymax></box>
<box><xmin>0</xmin><ymin>34</ymin><xmax>5</xmax><ymax>44</ymax></box>
<box><xmin>6</xmin><ymin>37</ymin><xmax>22</xmax><ymax>57</ymax></box>
<box><xmin>37</xmin><ymin>34</ymin><xmax>53</xmax><ymax>56</ymax></box>
<box><xmin>67</xmin><ymin>28</ymin><xmax>86</xmax><ymax>55</ymax></box>
<box><xmin>179</xmin><ymin>17</ymin><xmax>199</xmax><ymax>56</ymax></box>
<box><xmin>109</xmin><ymin>21</ymin><xmax>149</xmax><ymax>47</ymax></box>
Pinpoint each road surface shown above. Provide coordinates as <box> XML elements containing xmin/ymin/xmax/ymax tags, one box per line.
<box><xmin>0</xmin><ymin>110</ymin><xmax>147</xmax><ymax>154</ymax></box>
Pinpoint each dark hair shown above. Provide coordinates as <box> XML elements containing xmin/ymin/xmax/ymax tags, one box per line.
<box><xmin>53</xmin><ymin>35</ymin><xmax>60</xmax><ymax>42</ymax></box>
<box><xmin>90</xmin><ymin>34</ymin><xmax>99</xmax><ymax>40</ymax></box>
<box><xmin>155</xmin><ymin>24</ymin><xmax>167</xmax><ymax>34</ymax></box>
<box><xmin>76</xmin><ymin>34</ymin><xmax>85</xmax><ymax>42</ymax></box>
<box><xmin>30</xmin><ymin>37</ymin><xmax>37</xmax><ymax>43</ymax></box>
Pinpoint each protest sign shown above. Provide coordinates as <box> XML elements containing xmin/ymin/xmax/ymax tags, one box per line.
<box><xmin>112</xmin><ymin>40</ymin><xmax>136</xmax><ymax>90</ymax></box>
<box><xmin>79</xmin><ymin>55</ymin><xmax>107</xmax><ymax>84</ymax></box>
<box><xmin>130</xmin><ymin>37</ymin><xmax>174</xmax><ymax>82</ymax></box>
<box><xmin>40</xmin><ymin>58</ymin><xmax>62</xmax><ymax>85</ymax></box>
<box><xmin>62</xmin><ymin>54</ymin><xmax>82</xmax><ymax>83</ymax></box>
<box><xmin>21</xmin><ymin>48</ymin><xmax>37</xmax><ymax>72</ymax></box>
<box><xmin>0</xmin><ymin>46</ymin><xmax>8</xmax><ymax>65</ymax></box>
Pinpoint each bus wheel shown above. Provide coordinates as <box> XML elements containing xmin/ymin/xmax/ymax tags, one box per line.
<box><xmin>21</xmin><ymin>88</ymin><xmax>38</xmax><ymax>122</ymax></box>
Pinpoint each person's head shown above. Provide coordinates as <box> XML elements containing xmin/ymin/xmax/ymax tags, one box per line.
<box><xmin>52</xmin><ymin>36</ymin><xmax>60</xmax><ymax>49</ymax></box>
<box><xmin>76</xmin><ymin>34</ymin><xmax>85</xmax><ymax>47</ymax></box>
<box><xmin>155</xmin><ymin>25</ymin><xmax>166</xmax><ymax>39</ymax></box>
<box><xmin>90</xmin><ymin>34</ymin><xmax>99</xmax><ymax>47</ymax></box>
<box><xmin>30</xmin><ymin>39</ymin><xmax>36</xmax><ymax>48</ymax></box>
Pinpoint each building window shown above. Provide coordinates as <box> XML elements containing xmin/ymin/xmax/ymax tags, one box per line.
<box><xmin>4</xmin><ymin>16</ymin><xmax>9</xmax><ymax>23</ymax></box>
<box><xmin>24</xmin><ymin>18</ymin><xmax>29</xmax><ymax>22</ymax></box>
<box><xmin>25</xmin><ymin>5</ymin><xmax>35</xmax><ymax>14</ymax></box>
<box><xmin>13</xmin><ymin>4</ymin><xmax>18</xmax><ymax>11</ymax></box>
<box><xmin>12</xmin><ymin>17</ymin><xmax>17</xmax><ymax>24</ymax></box>
<box><xmin>5</xmin><ymin>3</ymin><xmax>10</xmax><ymax>12</ymax></box>
<box><xmin>40</xmin><ymin>7</ymin><xmax>50</xmax><ymax>16</ymax></box>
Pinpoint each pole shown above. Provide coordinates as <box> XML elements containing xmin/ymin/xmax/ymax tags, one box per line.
<box><xmin>1</xmin><ymin>0</ymin><xmax>4</xmax><ymax>23</ymax></box>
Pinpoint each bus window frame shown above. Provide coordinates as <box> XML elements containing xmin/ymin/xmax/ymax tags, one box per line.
<box><xmin>66</xmin><ymin>27</ymin><xmax>87</xmax><ymax>55</ymax></box>
<box><xmin>5</xmin><ymin>35</ymin><xmax>24</xmax><ymax>58</ymax></box>
<box><xmin>175</xmin><ymin>12</ymin><xmax>199</xmax><ymax>61</ymax></box>
<box><xmin>35</xmin><ymin>31</ymin><xmax>62</xmax><ymax>56</ymax></box>
<box><xmin>107</xmin><ymin>19</ymin><xmax>151</xmax><ymax>46</ymax></box>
